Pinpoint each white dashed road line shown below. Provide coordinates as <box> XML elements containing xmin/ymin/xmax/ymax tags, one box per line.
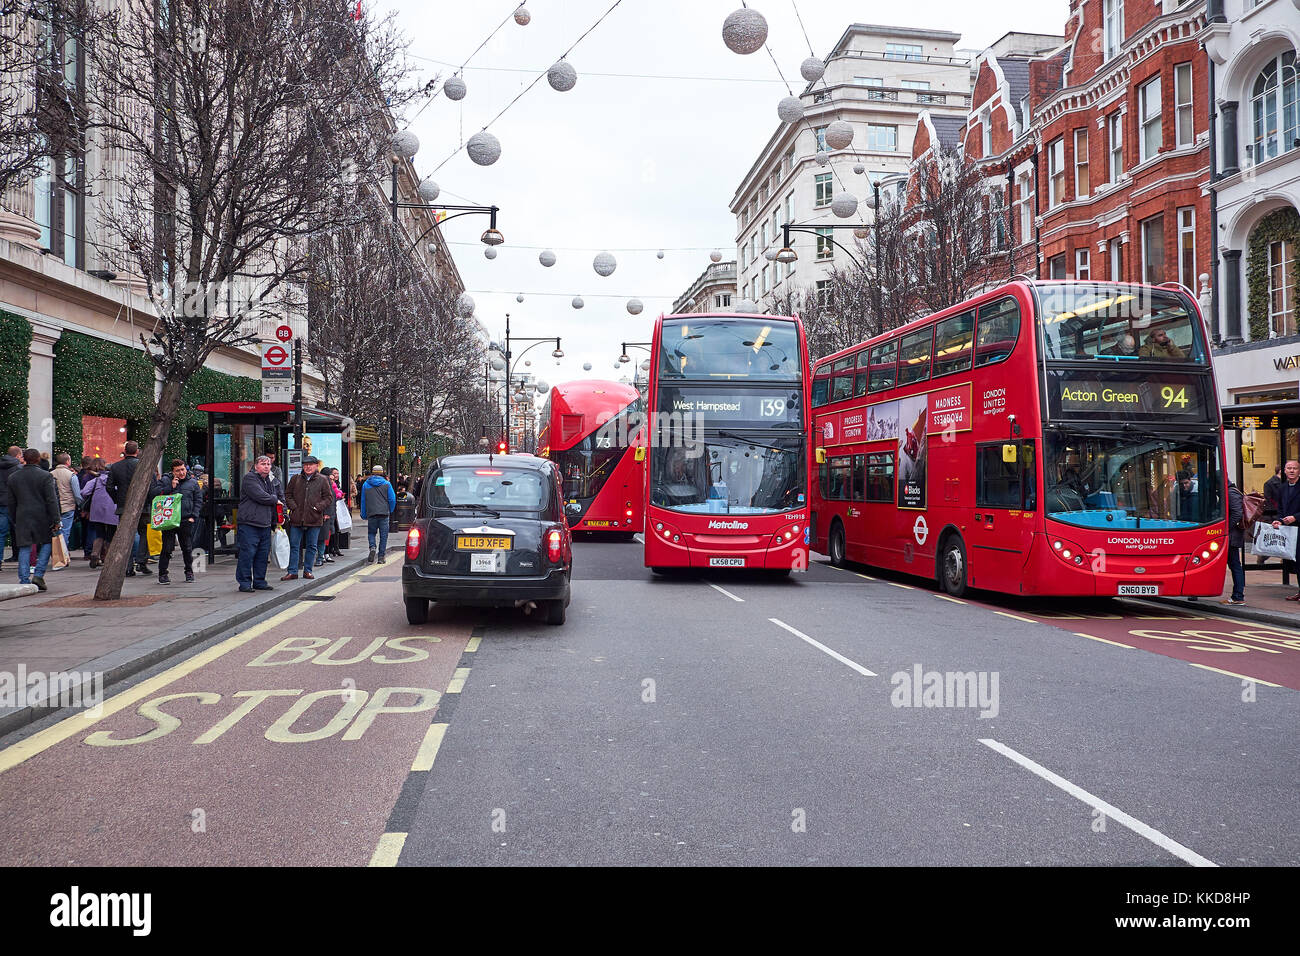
<box><xmin>769</xmin><ymin>618</ymin><xmax>877</xmax><ymax>677</ymax></box>
<box><xmin>709</xmin><ymin>583</ymin><xmax>744</xmax><ymax>603</ymax></box>
<box><xmin>979</xmin><ymin>738</ymin><xmax>1217</xmax><ymax>867</ymax></box>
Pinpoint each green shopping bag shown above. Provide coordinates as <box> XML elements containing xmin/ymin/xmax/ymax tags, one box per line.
<box><xmin>150</xmin><ymin>494</ymin><xmax>182</xmax><ymax>532</ymax></box>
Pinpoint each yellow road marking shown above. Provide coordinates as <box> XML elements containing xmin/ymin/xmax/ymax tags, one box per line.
<box><xmin>317</xmin><ymin>576</ymin><xmax>358</xmax><ymax>598</ymax></box>
<box><xmin>465</xmin><ymin>636</ymin><xmax>481</xmax><ymax>653</ymax></box>
<box><xmin>856</xmin><ymin>573</ymin><xmax>878</xmax><ymax>582</ymax></box>
<box><xmin>0</xmin><ymin>602</ymin><xmax>313</xmax><ymax>776</ymax></box>
<box><xmin>1185</xmin><ymin>662</ymin><xmax>1281</xmax><ymax>687</ymax></box>
<box><xmin>446</xmin><ymin>667</ymin><xmax>470</xmax><ymax>694</ymax></box>
<box><xmin>1074</xmin><ymin>632</ymin><xmax>1134</xmax><ymax>649</ymax></box>
<box><xmin>368</xmin><ymin>832</ymin><xmax>407</xmax><ymax>867</ymax></box>
<box><xmin>994</xmin><ymin>610</ymin><xmax>1038</xmax><ymax>624</ymax></box>
<box><xmin>934</xmin><ymin>594</ymin><xmax>966</xmax><ymax>605</ymax></box>
<box><xmin>357</xmin><ymin>563</ymin><xmax>385</xmax><ymax>576</ymax></box>
<box><xmin>411</xmin><ymin>723</ymin><xmax>449</xmax><ymax>772</ymax></box>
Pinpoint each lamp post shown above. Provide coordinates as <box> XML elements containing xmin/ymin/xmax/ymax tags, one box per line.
<box><xmin>775</xmin><ymin>222</ymin><xmax>870</xmax><ymax>271</ymax></box>
<box><xmin>487</xmin><ymin>312</ymin><xmax>562</xmax><ymax>454</ymax></box>
<box><xmin>389</xmin><ymin>130</ymin><xmax>505</xmax><ymax>474</ymax></box>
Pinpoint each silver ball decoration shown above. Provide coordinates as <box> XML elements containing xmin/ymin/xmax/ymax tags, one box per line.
<box><xmin>513</xmin><ymin>5</ymin><xmax>530</xmax><ymax>25</ymax></box>
<box><xmin>814</xmin><ymin>150</ymin><xmax>830</xmax><ymax>166</ymax></box>
<box><xmin>443</xmin><ymin>76</ymin><xmax>467</xmax><ymax>101</ymax></box>
<box><xmin>572</xmin><ymin>296</ymin><xmax>585</xmax><ymax>309</ymax></box>
<box><xmin>800</xmin><ymin>57</ymin><xmax>826</xmax><ymax>82</ymax></box>
<box><xmin>626</xmin><ymin>298</ymin><xmax>643</xmax><ymax>315</ymax></box>
<box><xmin>640</xmin><ymin>359</ymin><xmax>651</xmax><ymax>371</ymax></box>
<box><xmin>417</xmin><ymin>178</ymin><xmax>440</xmax><ymax>202</ymax></box>
<box><xmin>734</xmin><ymin>298</ymin><xmax>760</xmax><ymax>313</ymax></box>
<box><xmin>466</xmin><ymin>130</ymin><xmax>501</xmax><ymax>166</ymax></box>
<box><xmin>484</xmin><ymin>247</ymin><xmax>497</xmax><ymax>260</ymax></box>
<box><xmin>593</xmin><ymin>251</ymin><xmax>617</xmax><ymax>276</ymax></box>
<box><xmin>853</xmin><ymin>163</ymin><xmax>865</xmax><ymax>175</ymax></box>
<box><xmin>583</xmin><ymin>362</ymin><xmax>592</xmax><ymax>371</ymax></box>
<box><xmin>455</xmin><ymin>293</ymin><xmax>475</xmax><ymax>317</ymax></box>
<box><xmin>656</xmin><ymin>250</ymin><xmax>664</xmax><ymax>259</ymax></box>
<box><xmin>825</xmin><ymin>120</ymin><xmax>854</xmax><ymax>150</ymax></box>
<box><xmin>853</xmin><ymin>227</ymin><xmax>871</xmax><ymax>239</ymax></box>
<box><xmin>831</xmin><ymin>192</ymin><xmax>859</xmax><ymax>218</ymax></box>
<box><xmin>524</xmin><ymin>360</ymin><xmax>531</xmax><ymax>367</ymax></box>
<box><xmin>516</xmin><ymin>294</ymin><xmax>524</xmax><ymax>303</ymax></box>
<box><xmin>764</xmin><ymin>249</ymin><xmax>777</xmax><ymax>261</ymax></box>
<box><xmin>391</xmin><ymin>130</ymin><xmax>419</xmax><ymax>159</ymax></box>
<box><xmin>777</xmin><ymin>96</ymin><xmax>804</xmax><ymax>124</ymax></box>
<box><xmin>539</xmin><ymin>250</ymin><xmax>557</xmax><ymax>268</ymax></box>
<box><xmin>547</xmin><ymin>61</ymin><xmax>577</xmax><ymax>92</ymax></box>
<box><xmin>710</xmin><ymin>249</ymin><xmax>722</xmax><ymax>263</ymax></box>
<box><xmin>722</xmin><ymin>8</ymin><xmax>768</xmax><ymax>55</ymax></box>
<box><xmin>490</xmin><ymin>356</ymin><xmax>506</xmax><ymax>371</ymax></box>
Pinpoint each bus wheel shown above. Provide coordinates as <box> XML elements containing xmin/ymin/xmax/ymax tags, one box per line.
<box><xmin>939</xmin><ymin>535</ymin><xmax>968</xmax><ymax>598</ymax></box>
<box><xmin>829</xmin><ymin>523</ymin><xmax>847</xmax><ymax>568</ymax></box>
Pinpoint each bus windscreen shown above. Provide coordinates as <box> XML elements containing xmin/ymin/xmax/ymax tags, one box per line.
<box><xmin>658</xmin><ymin>318</ymin><xmax>802</xmax><ymax>381</ymax></box>
<box><xmin>651</xmin><ymin>435</ymin><xmax>804</xmax><ymax>515</ymax></box>
<box><xmin>1037</xmin><ymin>284</ymin><xmax>1207</xmax><ymax>364</ymax></box>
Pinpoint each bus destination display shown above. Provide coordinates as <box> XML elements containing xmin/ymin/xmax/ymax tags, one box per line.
<box><xmin>657</xmin><ymin>387</ymin><xmax>803</xmax><ymax>428</ymax></box>
<box><xmin>1047</xmin><ymin>370</ymin><xmax>1210</xmax><ymax>420</ymax></box>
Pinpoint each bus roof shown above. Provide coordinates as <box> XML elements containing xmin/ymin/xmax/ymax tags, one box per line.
<box><xmin>545</xmin><ymin>379</ymin><xmax>639</xmax><ymax>451</ymax></box>
<box><xmin>659</xmin><ymin>311</ymin><xmax>798</xmax><ymax>322</ymax></box>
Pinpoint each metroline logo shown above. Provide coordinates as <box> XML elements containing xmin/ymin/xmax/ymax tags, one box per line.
<box><xmin>707</xmin><ymin>520</ymin><xmax>749</xmax><ymax>529</ymax></box>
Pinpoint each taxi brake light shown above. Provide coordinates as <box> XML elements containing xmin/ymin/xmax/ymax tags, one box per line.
<box><xmin>475</xmin><ymin>469</ymin><xmax>503</xmax><ymax>476</ymax></box>
<box><xmin>405</xmin><ymin>527</ymin><xmax>422</xmax><ymax>562</ymax></box>
<box><xmin>547</xmin><ymin>529</ymin><xmax>563</xmax><ymax>563</ymax></box>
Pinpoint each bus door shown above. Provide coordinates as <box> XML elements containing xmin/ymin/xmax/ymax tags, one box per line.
<box><xmin>970</xmin><ymin>439</ymin><xmax>1037</xmax><ymax>590</ymax></box>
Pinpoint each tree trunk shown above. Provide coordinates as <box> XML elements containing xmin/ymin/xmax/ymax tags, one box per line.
<box><xmin>93</xmin><ymin>377</ymin><xmax>185</xmax><ymax>601</ymax></box>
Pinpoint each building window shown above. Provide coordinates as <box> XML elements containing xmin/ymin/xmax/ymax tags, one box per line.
<box><xmin>1104</xmin><ymin>0</ymin><xmax>1123</xmax><ymax>62</ymax></box>
<box><xmin>884</xmin><ymin>43</ymin><xmax>923</xmax><ymax>61</ymax></box>
<box><xmin>761</xmin><ymin>265</ymin><xmax>770</xmax><ymax>296</ymax></box>
<box><xmin>855</xmin><ymin>76</ymin><xmax>883</xmax><ymax>87</ymax></box>
<box><xmin>866</xmin><ymin>124</ymin><xmax>898</xmax><ymax>151</ymax></box>
<box><xmin>815</xmin><ymin>126</ymin><xmax>828</xmax><ymax>151</ymax></box>
<box><xmin>740</xmin><ymin>243</ymin><xmax>748</xmax><ymax>269</ymax></box>
<box><xmin>814</xmin><ymin>173</ymin><xmax>833</xmax><ymax>206</ymax></box>
<box><xmin>1017</xmin><ymin>171</ymin><xmax>1033</xmax><ymax>243</ymax></box>
<box><xmin>980</xmin><ymin>108</ymin><xmax>992</xmax><ymax>156</ymax></box>
<box><xmin>1110</xmin><ymin>239</ymin><xmax>1122</xmax><ymax>281</ymax></box>
<box><xmin>760</xmin><ymin>221</ymin><xmax>768</xmax><ymax>247</ymax></box>
<box><xmin>1048</xmin><ymin>136</ymin><xmax>1065</xmax><ymax>208</ymax></box>
<box><xmin>1049</xmin><ymin>254</ymin><xmax>1066</xmax><ymax>279</ymax></box>
<box><xmin>1177</xmin><ymin>207</ymin><xmax>1196</xmax><ymax>290</ymax></box>
<box><xmin>785</xmin><ymin>192</ymin><xmax>794</xmax><ymax>226</ymax></box>
<box><xmin>990</xmin><ymin>188</ymin><xmax>1007</xmax><ymax>250</ymax></box>
<box><xmin>901</xmin><ymin>80</ymin><xmax>930</xmax><ymax>90</ymax></box>
<box><xmin>1251</xmin><ymin>51</ymin><xmax>1300</xmax><ymax>164</ymax></box>
<box><xmin>1108</xmin><ymin>111</ymin><xmax>1124</xmax><ymax>182</ymax></box>
<box><xmin>1142</xmin><ymin>214</ymin><xmax>1166</xmax><ymax>284</ymax></box>
<box><xmin>1175</xmin><ymin>62</ymin><xmax>1194</xmax><ymax>147</ymax></box>
<box><xmin>1139</xmin><ymin>75</ymin><xmax>1162</xmax><ymax>162</ymax></box>
<box><xmin>750</xmin><ymin>235</ymin><xmax>758</xmax><ymax>264</ymax></box>
<box><xmin>1074</xmin><ymin>128</ymin><xmax>1089</xmax><ymax>198</ymax></box>
<box><xmin>1268</xmin><ymin>238</ymin><xmax>1297</xmax><ymax>337</ymax></box>
<box><xmin>1075</xmin><ymin>248</ymin><xmax>1090</xmax><ymax>280</ymax></box>
<box><xmin>816</xmin><ymin>228</ymin><xmax>833</xmax><ymax>260</ymax></box>
<box><xmin>815</xmin><ymin>279</ymin><xmax>832</xmax><ymax>308</ymax></box>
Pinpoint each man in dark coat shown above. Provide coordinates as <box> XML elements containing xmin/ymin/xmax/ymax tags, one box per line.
<box><xmin>105</xmin><ymin>441</ymin><xmax>150</xmax><ymax>576</ymax></box>
<box><xmin>1223</xmin><ymin>481</ymin><xmax>1245</xmax><ymax>605</ymax></box>
<box><xmin>1271</xmin><ymin>460</ymin><xmax>1300</xmax><ymax>600</ymax></box>
<box><xmin>281</xmin><ymin>455</ymin><xmax>333</xmax><ymax>581</ymax></box>
<box><xmin>236</xmin><ymin>455</ymin><xmax>285</xmax><ymax>592</ymax></box>
<box><xmin>5</xmin><ymin>448</ymin><xmax>60</xmax><ymax>590</ymax></box>
<box><xmin>150</xmin><ymin>458</ymin><xmax>203</xmax><ymax>585</ymax></box>
<box><xmin>0</xmin><ymin>444</ymin><xmax>21</xmax><ymax>570</ymax></box>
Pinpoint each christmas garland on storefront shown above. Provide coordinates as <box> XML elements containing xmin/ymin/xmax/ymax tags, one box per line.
<box><xmin>0</xmin><ymin>309</ymin><xmax>33</xmax><ymax>449</ymax></box>
<box><xmin>1246</xmin><ymin>207</ymin><xmax>1300</xmax><ymax>342</ymax></box>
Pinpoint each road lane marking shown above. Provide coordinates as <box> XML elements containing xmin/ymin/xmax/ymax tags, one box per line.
<box><xmin>887</xmin><ymin>581</ymin><xmax>914</xmax><ymax>590</ymax></box>
<box><xmin>634</xmin><ymin>533</ymin><xmax>644</xmax><ymax>544</ymax></box>
<box><xmin>411</xmin><ymin>723</ymin><xmax>449</xmax><ymax>771</ymax></box>
<box><xmin>994</xmin><ymin>610</ymin><xmax>1038</xmax><ymax>624</ymax></box>
<box><xmin>708</xmin><ymin>583</ymin><xmax>744</xmax><ymax>603</ymax></box>
<box><xmin>1128</xmin><ymin>599</ymin><xmax>1300</xmax><ymax>634</ymax></box>
<box><xmin>446</xmin><ymin>667</ymin><xmax>470</xmax><ymax>694</ymax></box>
<box><xmin>368</xmin><ymin>831</ymin><xmax>406</xmax><ymax>867</ymax></box>
<box><xmin>465</xmin><ymin>637</ymin><xmax>481</xmax><ymax>653</ymax></box>
<box><xmin>1074</xmin><ymin>632</ymin><xmax>1134</xmax><ymax>649</ymax></box>
<box><xmin>979</xmin><ymin>738</ymin><xmax>1216</xmax><ymax>867</ymax></box>
<box><xmin>935</xmin><ymin>594</ymin><xmax>966</xmax><ymax>605</ymax></box>
<box><xmin>1185</xmin><ymin>662</ymin><xmax>1280</xmax><ymax>687</ymax></box>
<box><xmin>0</xmin><ymin>601</ymin><xmax>313</xmax><ymax>776</ymax></box>
<box><xmin>317</xmin><ymin>576</ymin><xmax>358</xmax><ymax>598</ymax></box>
<box><xmin>856</xmin><ymin>573</ymin><xmax>877</xmax><ymax>582</ymax></box>
<box><xmin>769</xmin><ymin>618</ymin><xmax>876</xmax><ymax>677</ymax></box>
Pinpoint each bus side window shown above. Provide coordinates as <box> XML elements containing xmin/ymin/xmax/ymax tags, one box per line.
<box><xmin>975</xmin><ymin>298</ymin><xmax>1020</xmax><ymax>367</ymax></box>
<box><xmin>898</xmin><ymin>327</ymin><xmax>933</xmax><ymax>385</ymax></box>
<box><xmin>868</xmin><ymin>340</ymin><xmax>897</xmax><ymax>392</ymax></box>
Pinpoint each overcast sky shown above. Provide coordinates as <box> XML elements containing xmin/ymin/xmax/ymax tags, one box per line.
<box><xmin>381</xmin><ymin>0</ymin><xmax>1067</xmax><ymax>394</ymax></box>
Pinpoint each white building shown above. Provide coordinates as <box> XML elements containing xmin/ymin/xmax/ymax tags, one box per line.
<box><xmin>1204</xmin><ymin>0</ymin><xmax>1300</xmax><ymax>493</ymax></box>
<box><xmin>729</xmin><ymin>24</ymin><xmax>971</xmax><ymax>310</ymax></box>
<box><xmin>671</xmin><ymin>260</ymin><xmax>737</xmax><ymax>314</ymax></box>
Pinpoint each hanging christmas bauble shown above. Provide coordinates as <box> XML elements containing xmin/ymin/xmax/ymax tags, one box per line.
<box><xmin>825</xmin><ymin>120</ymin><xmax>854</xmax><ymax>150</ymax></box>
<box><xmin>455</xmin><ymin>293</ymin><xmax>475</xmax><ymax>316</ymax></box>
<box><xmin>539</xmin><ymin>250</ymin><xmax>557</xmax><ymax>267</ymax></box>
<box><xmin>710</xmin><ymin>249</ymin><xmax>722</xmax><ymax>263</ymax></box>
<box><xmin>777</xmin><ymin>96</ymin><xmax>804</xmax><ymax>124</ymax></box>
<box><xmin>853</xmin><ymin>164</ymin><xmax>865</xmax><ymax>175</ymax></box>
<box><xmin>391</xmin><ymin>130</ymin><xmax>419</xmax><ymax>158</ymax></box>
<box><xmin>572</xmin><ymin>296</ymin><xmax>585</xmax><ymax>309</ymax></box>
<box><xmin>831</xmin><ymin>192</ymin><xmax>859</xmax><ymax>218</ymax></box>
<box><xmin>656</xmin><ymin>250</ymin><xmax>665</xmax><ymax>259</ymax></box>
<box><xmin>722</xmin><ymin>8</ymin><xmax>768</xmax><ymax>55</ymax></box>
<box><xmin>514</xmin><ymin>5</ymin><xmax>530</xmax><ymax>25</ymax></box>
<box><xmin>764</xmin><ymin>249</ymin><xmax>777</xmax><ymax>261</ymax></box>
<box><xmin>800</xmin><ymin>57</ymin><xmax>825</xmax><ymax>82</ymax></box>
<box><xmin>466</xmin><ymin>131</ymin><xmax>501</xmax><ymax>166</ymax></box>
<box><xmin>547</xmin><ymin>61</ymin><xmax>577</xmax><ymax>92</ymax></box>
<box><xmin>417</xmin><ymin>178</ymin><xmax>440</xmax><ymax>202</ymax></box>
<box><xmin>484</xmin><ymin>247</ymin><xmax>497</xmax><ymax>260</ymax></box>
<box><xmin>582</xmin><ymin>362</ymin><xmax>592</xmax><ymax>371</ymax></box>
<box><xmin>814</xmin><ymin>150</ymin><xmax>830</xmax><ymax>166</ymax></box>
<box><xmin>516</xmin><ymin>294</ymin><xmax>525</xmax><ymax>303</ymax></box>
<box><xmin>593</xmin><ymin>252</ymin><xmax>617</xmax><ymax>276</ymax></box>
<box><xmin>626</xmin><ymin>298</ymin><xmax>643</xmax><ymax>315</ymax></box>
<box><xmin>443</xmin><ymin>76</ymin><xmax>467</xmax><ymax>101</ymax></box>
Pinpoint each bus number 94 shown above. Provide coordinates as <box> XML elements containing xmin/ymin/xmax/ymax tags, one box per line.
<box><xmin>1161</xmin><ymin>386</ymin><xmax>1188</xmax><ymax>409</ymax></box>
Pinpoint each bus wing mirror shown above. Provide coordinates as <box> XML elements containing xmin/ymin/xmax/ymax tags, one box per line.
<box><xmin>815</xmin><ymin>448</ymin><xmax>827</xmax><ymax>465</ymax></box>
<box><xmin>1002</xmin><ymin>444</ymin><xmax>1018</xmax><ymax>464</ymax></box>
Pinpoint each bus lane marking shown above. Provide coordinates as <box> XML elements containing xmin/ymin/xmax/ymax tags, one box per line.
<box><xmin>708</xmin><ymin>583</ymin><xmax>745</xmax><ymax>603</ymax></box>
<box><xmin>446</xmin><ymin>667</ymin><xmax>471</xmax><ymax>694</ymax></box>
<box><xmin>411</xmin><ymin>723</ymin><xmax>450</xmax><ymax>772</ymax></box>
<box><xmin>368</xmin><ymin>831</ymin><xmax>407</xmax><ymax>868</ymax></box>
<box><xmin>1185</xmin><ymin>663</ymin><xmax>1280</xmax><ymax>687</ymax></box>
<box><xmin>934</xmin><ymin>594</ymin><xmax>966</xmax><ymax>605</ymax></box>
<box><xmin>979</xmin><ymin>738</ymin><xmax>1217</xmax><ymax>868</ymax></box>
<box><xmin>994</xmin><ymin>611</ymin><xmax>1038</xmax><ymax>624</ymax></box>
<box><xmin>1074</xmin><ymin>632</ymin><xmax>1134</xmax><ymax>650</ymax></box>
<box><xmin>769</xmin><ymin>618</ymin><xmax>877</xmax><ymax>678</ymax></box>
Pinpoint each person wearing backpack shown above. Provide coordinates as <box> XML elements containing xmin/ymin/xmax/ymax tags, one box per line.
<box><xmin>1223</xmin><ymin>480</ymin><xmax>1246</xmax><ymax>606</ymax></box>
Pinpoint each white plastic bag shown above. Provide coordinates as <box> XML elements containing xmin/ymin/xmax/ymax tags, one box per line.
<box><xmin>272</xmin><ymin>528</ymin><xmax>291</xmax><ymax>569</ymax></box>
<box><xmin>1252</xmin><ymin>521</ymin><xmax>1297</xmax><ymax>560</ymax></box>
<box><xmin>335</xmin><ymin>499</ymin><xmax>353</xmax><ymax>532</ymax></box>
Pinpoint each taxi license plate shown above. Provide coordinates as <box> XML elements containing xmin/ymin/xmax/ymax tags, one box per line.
<box><xmin>457</xmin><ymin>535</ymin><xmax>512</xmax><ymax>551</ymax></box>
<box><xmin>1118</xmin><ymin>584</ymin><xmax>1159</xmax><ymax>596</ymax></box>
<box><xmin>709</xmin><ymin>557</ymin><xmax>745</xmax><ymax>567</ymax></box>
<box><xmin>584</xmin><ymin>520</ymin><xmax>612</xmax><ymax>528</ymax></box>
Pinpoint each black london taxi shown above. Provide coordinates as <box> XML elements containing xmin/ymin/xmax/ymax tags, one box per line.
<box><xmin>402</xmin><ymin>454</ymin><xmax>573</xmax><ymax>625</ymax></box>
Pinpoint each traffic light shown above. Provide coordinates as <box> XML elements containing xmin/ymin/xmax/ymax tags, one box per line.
<box><xmin>497</xmin><ymin>440</ymin><xmax>508</xmax><ymax>454</ymax></box>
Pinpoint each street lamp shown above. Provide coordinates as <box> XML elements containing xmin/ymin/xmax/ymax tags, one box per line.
<box><xmin>618</xmin><ymin>340</ymin><xmax>652</xmax><ymax>365</ymax></box>
<box><xmin>488</xmin><ymin>312</ymin><xmax>562</xmax><ymax>453</ymax></box>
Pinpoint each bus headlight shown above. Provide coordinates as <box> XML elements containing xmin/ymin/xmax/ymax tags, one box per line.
<box><xmin>1209</xmin><ymin>541</ymin><xmax>1220</xmax><ymax>552</ymax></box>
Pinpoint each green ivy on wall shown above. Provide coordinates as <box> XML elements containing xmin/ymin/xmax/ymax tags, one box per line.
<box><xmin>0</xmin><ymin>309</ymin><xmax>33</xmax><ymax>449</ymax></box>
<box><xmin>52</xmin><ymin>331</ymin><xmax>259</xmax><ymax>463</ymax></box>
<box><xmin>1246</xmin><ymin>207</ymin><xmax>1300</xmax><ymax>342</ymax></box>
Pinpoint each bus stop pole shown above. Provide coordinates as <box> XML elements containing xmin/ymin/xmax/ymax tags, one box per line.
<box><xmin>293</xmin><ymin>343</ymin><xmax>304</xmax><ymax>451</ymax></box>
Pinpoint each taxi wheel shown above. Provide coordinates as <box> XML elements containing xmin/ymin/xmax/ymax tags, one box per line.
<box><xmin>405</xmin><ymin>596</ymin><xmax>429</xmax><ymax>625</ymax></box>
<box><xmin>545</xmin><ymin>599</ymin><xmax>566</xmax><ymax>625</ymax></box>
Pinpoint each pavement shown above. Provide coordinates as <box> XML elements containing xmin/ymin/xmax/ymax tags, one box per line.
<box><xmin>0</xmin><ymin>541</ymin><xmax>380</xmax><ymax>736</ymax></box>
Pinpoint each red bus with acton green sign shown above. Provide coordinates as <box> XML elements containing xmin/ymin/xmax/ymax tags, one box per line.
<box><xmin>809</xmin><ymin>281</ymin><xmax>1228</xmax><ymax>598</ymax></box>
<box><xmin>538</xmin><ymin>379</ymin><xmax>645</xmax><ymax>536</ymax></box>
<box><xmin>644</xmin><ymin>312</ymin><xmax>810</xmax><ymax>573</ymax></box>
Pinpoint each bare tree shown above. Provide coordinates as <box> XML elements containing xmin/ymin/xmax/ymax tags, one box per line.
<box><xmin>85</xmin><ymin>0</ymin><xmax>417</xmax><ymax>600</ymax></box>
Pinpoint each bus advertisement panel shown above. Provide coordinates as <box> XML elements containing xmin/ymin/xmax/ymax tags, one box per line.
<box><xmin>809</xmin><ymin>281</ymin><xmax>1228</xmax><ymax>598</ymax></box>
<box><xmin>645</xmin><ymin>313</ymin><xmax>810</xmax><ymax>572</ymax></box>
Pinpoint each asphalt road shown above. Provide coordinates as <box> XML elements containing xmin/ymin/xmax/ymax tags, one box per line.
<box><xmin>0</xmin><ymin>539</ymin><xmax>1296</xmax><ymax>866</ymax></box>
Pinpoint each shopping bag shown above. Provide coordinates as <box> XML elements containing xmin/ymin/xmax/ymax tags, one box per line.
<box><xmin>147</xmin><ymin>526</ymin><xmax>162</xmax><ymax>555</ymax></box>
<box><xmin>1242</xmin><ymin>492</ymin><xmax>1267</xmax><ymax>529</ymax></box>
<box><xmin>1251</xmin><ymin>521</ymin><xmax>1297</xmax><ymax>560</ymax></box>
<box><xmin>272</xmin><ymin>528</ymin><xmax>291</xmax><ymax>569</ymax></box>
<box><xmin>335</xmin><ymin>499</ymin><xmax>353</xmax><ymax>532</ymax></box>
<box><xmin>49</xmin><ymin>534</ymin><xmax>70</xmax><ymax>571</ymax></box>
<box><xmin>150</xmin><ymin>494</ymin><xmax>182</xmax><ymax>532</ymax></box>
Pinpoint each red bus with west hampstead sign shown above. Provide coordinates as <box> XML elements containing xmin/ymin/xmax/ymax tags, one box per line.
<box><xmin>809</xmin><ymin>280</ymin><xmax>1228</xmax><ymax>598</ymax></box>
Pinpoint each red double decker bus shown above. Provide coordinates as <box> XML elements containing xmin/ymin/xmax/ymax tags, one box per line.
<box><xmin>644</xmin><ymin>312</ymin><xmax>811</xmax><ymax>573</ymax></box>
<box><xmin>809</xmin><ymin>281</ymin><xmax>1228</xmax><ymax>598</ymax></box>
<box><xmin>538</xmin><ymin>379</ymin><xmax>644</xmax><ymax>536</ymax></box>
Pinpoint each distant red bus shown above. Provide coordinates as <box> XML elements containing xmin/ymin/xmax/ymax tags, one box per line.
<box><xmin>538</xmin><ymin>379</ymin><xmax>644</xmax><ymax>536</ymax></box>
<box><xmin>809</xmin><ymin>281</ymin><xmax>1228</xmax><ymax>598</ymax></box>
<box><xmin>644</xmin><ymin>312</ymin><xmax>810</xmax><ymax>573</ymax></box>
